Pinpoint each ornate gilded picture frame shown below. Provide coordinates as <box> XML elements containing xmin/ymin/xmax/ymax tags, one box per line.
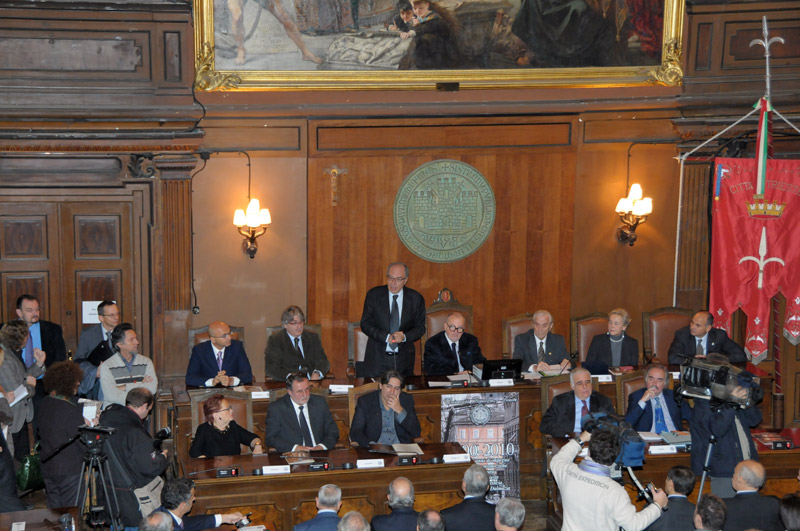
<box><xmin>193</xmin><ymin>0</ymin><xmax>684</xmax><ymax>90</ymax></box>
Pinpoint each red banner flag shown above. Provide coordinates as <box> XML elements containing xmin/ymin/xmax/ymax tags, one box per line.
<box><xmin>710</xmin><ymin>158</ymin><xmax>800</xmax><ymax>363</ymax></box>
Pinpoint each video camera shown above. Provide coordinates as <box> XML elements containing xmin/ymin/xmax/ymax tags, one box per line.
<box><xmin>678</xmin><ymin>355</ymin><xmax>762</xmax><ymax>409</ymax></box>
<box><xmin>78</xmin><ymin>425</ymin><xmax>116</xmax><ymax>455</ymax></box>
<box><xmin>581</xmin><ymin>412</ymin><xmax>646</xmax><ymax>468</ymax></box>
<box><xmin>153</xmin><ymin>427</ymin><xmax>171</xmax><ymax>451</ymax></box>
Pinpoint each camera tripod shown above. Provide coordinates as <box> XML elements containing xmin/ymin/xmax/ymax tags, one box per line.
<box><xmin>75</xmin><ymin>444</ymin><xmax>124</xmax><ymax>530</ymax></box>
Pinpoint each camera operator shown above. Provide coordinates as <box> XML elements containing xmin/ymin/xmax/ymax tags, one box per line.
<box><xmin>550</xmin><ymin>428</ymin><xmax>667</xmax><ymax>531</ymax></box>
<box><xmin>100</xmin><ymin>387</ymin><xmax>169</xmax><ymax>530</ymax></box>
<box><xmin>688</xmin><ymin>374</ymin><xmax>762</xmax><ymax>498</ymax></box>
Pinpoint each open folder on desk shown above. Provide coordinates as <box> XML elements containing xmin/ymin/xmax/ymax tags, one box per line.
<box><xmin>369</xmin><ymin>443</ymin><xmax>424</xmax><ymax>456</ymax></box>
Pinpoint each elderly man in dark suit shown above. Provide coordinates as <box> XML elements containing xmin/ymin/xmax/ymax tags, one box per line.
<box><xmin>513</xmin><ymin>309</ymin><xmax>571</xmax><ymax>373</ymax></box>
<box><xmin>294</xmin><ymin>484</ymin><xmax>342</xmax><ymax>531</ymax></box>
<box><xmin>265</xmin><ymin>372</ymin><xmax>339</xmax><ymax>452</ymax></box>
<box><xmin>186</xmin><ymin>321</ymin><xmax>253</xmax><ymax>387</ymax></box>
<box><xmin>265</xmin><ymin>306</ymin><xmax>330</xmax><ymax>381</ymax></box>
<box><xmin>625</xmin><ymin>364</ymin><xmax>692</xmax><ymax>432</ymax></box>
<box><xmin>441</xmin><ymin>464</ymin><xmax>495</xmax><ymax>530</ymax></box>
<box><xmin>646</xmin><ymin>466</ymin><xmax>696</xmax><ymax>530</ymax></box>
<box><xmin>360</xmin><ymin>262</ymin><xmax>426</xmax><ymax>378</ymax></box>
<box><xmin>423</xmin><ymin>312</ymin><xmax>485</xmax><ymax>376</ymax></box>
<box><xmin>722</xmin><ymin>460</ymin><xmax>782</xmax><ymax>531</ymax></box>
<box><xmin>349</xmin><ymin>370</ymin><xmax>421</xmax><ymax>447</ymax></box>
<box><xmin>668</xmin><ymin>311</ymin><xmax>746</xmax><ymax>364</ymax></box>
<box><xmin>74</xmin><ymin>300</ymin><xmax>120</xmax><ymax>399</ymax></box>
<box><xmin>371</xmin><ymin>477</ymin><xmax>418</xmax><ymax>531</ymax></box>
<box><xmin>540</xmin><ymin>367</ymin><xmax>615</xmax><ymax>437</ymax></box>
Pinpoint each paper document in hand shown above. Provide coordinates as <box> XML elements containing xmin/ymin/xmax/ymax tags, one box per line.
<box><xmin>8</xmin><ymin>384</ymin><xmax>28</xmax><ymax>407</ymax></box>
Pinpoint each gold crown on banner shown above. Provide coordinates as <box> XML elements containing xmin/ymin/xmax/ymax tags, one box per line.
<box><xmin>746</xmin><ymin>194</ymin><xmax>785</xmax><ymax>218</ymax></box>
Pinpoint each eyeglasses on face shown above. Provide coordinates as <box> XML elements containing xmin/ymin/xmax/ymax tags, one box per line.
<box><xmin>447</xmin><ymin>324</ymin><xmax>464</xmax><ymax>333</ymax></box>
<box><xmin>386</xmin><ymin>275</ymin><xmax>407</xmax><ymax>283</ymax></box>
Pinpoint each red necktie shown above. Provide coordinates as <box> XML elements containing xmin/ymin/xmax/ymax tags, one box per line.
<box><xmin>581</xmin><ymin>400</ymin><xmax>589</xmax><ymax>418</ymax></box>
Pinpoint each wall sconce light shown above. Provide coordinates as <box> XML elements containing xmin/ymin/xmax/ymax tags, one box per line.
<box><xmin>232</xmin><ymin>152</ymin><xmax>271</xmax><ymax>259</ymax></box>
<box><xmin>615</xmin><ymin>183</ymin><xmax>652</xmax><ymax>246</ymax></box>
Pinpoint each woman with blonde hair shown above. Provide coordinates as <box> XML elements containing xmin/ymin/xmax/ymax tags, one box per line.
<box><xmin>585</xmin><ymin>308</ymin><xmax>640</xmax><ymax>368</ymax></box>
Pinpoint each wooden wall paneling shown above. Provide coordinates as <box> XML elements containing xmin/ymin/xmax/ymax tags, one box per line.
<box><xmin>161</xmin><ymin>179</ymin><xmax>192</xmax><ymax>311</ymax></box>
<box><xmin>675</xmin><ymin>162</ymin><xmax>712</xmax><ymax>310</ymax></box>
<box><xmin>308</xmin><ymin>132</ymin><xmax>577</xmax><ymax>377</ymax></box>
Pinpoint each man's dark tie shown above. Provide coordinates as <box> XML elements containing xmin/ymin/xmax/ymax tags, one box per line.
<box><xmin>295</xmin><ymin>336</ymin><xmax>304</xmax><ymax>358</ymax></box>
<box><xmin>581</xmin><ymin>400</ymin><xmax>589</xmax><ymax>418</ymax></box>
<box><xmin>696</xmin><ymin>338</ymin><xmax>704</xmax><ymax>356</ymax></box>
<box><xmin>389</xmin><ymin>294</ymin><xmax>399</xmax><ymax>352</ymax></box>
<box><xmin>537</xmin><ymin>341</ymin><xmax>545</xmax><ymax>363</ymax></box>
<box><xmin>298</xmin><ymin>405</ymin><xmax>313</xmax><ymax>447</ymax></box>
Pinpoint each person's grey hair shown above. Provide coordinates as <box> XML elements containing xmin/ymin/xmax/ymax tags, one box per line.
<box><xmin>337</xmin><ymin>511</ymin><xmax>369</xmax><ymax>531</ymax></box>
<box><xmin>532</xmin><ymin>309</ymin><xmax>553</xmax><ymax>324</ymax></box>
<box><xmin>417</xmin><ymin>510</ymin><xmax>444</xmax><ymax>531</ymax></box>
<box><xmin>569</xmin><ymin>367</ymin><xmax>590</xmax><ymax>387</ymax></box>
<box><xmin>318</xmin><ymin>483</ymin><xmax>342</xmax><ymax>508</ymax></box>
<box><xmin>496</xmin><ymin>497</ymin><xmax>525</xmax><ymax>528</ymax></box>
<box><xmin>386</xmin><ymin>262</ymin><xmax>409</xmax><ymax>278</ymax></box>
<box><xmin>644</xmin><ymin>364</ymin><xmax>667</xmax><ymax>380</ymax></box>
<box><xmin>738</xmin><ymin>461</ymin><xmax>766</xmax><ymax>489</ymax></box>
<box><xmin>281</xmin><ymin>305</ymin><xmax>306</xmax><ymax>325</ymax></box>
<box><xmin>609</xmin><ymin>308</ymin><xmax>631</xmax><ymax>327</ymax></box>
<box><xmin>388</xmin><ymin>477</ymin><xmax>415</xmax><ymax>508</ymax></box>
<box><xmin>464</xmin><ymin>464</ymin><xmax>490</xmax><ymax>496</ymax></box>
<box><xmin>139</xmin><ymin>510</ymin><xmax>174</xmax><ymax>531</ymax></box>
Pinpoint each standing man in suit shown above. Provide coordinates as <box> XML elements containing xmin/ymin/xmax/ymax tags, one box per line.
<box><xmin>585</xmin><ymin>308</ymin><xmax>640</xmax><ymax>369</ymax></box>
<box><xmin>423</xmin><ymin>312</ymin><xmax>485</xmax><ymax>376</ymax></box>
<box><xmin>265</xmin><ymin>372</ymin><xmax>339</xmax><ymax>452</ymax></box>
<box><xmin>371</xmin><ymin>476</ymin><xmax>418</xmax><ymax>531</ymax></box>
<box><xmin>668</xmin><ymin>311</ymin><xmax>746</xmax><ymax>364</ymax></box>
<box><xmin>513</xmin><ymin>309</ymin><xmax>571</xmax><ymax>373</ymax></box>
<box><xmin>294</xmin><ymin>484</ymin><xmax>342</xmax><ymax>531</ymax></box>
<box><xmin>349</xmin><ymin>370</ymin><xmax>421</xmax><ymax>447</ymax></box>
<box><xmin>625</xmin><ymin>364</ymin><xmax>691</xmax><ymax>432</ymax></box>
<box><xmin>74</xmin><ymin>300</ymin><xmax>120</xmax><ymax>399</ymax></box>
<box><xmin>360</xmin><ymin>262</ymin><xmax>426</xmax><ymax>378</ymax></box>
<box><xmin>539</xmin><ymin>367</ymin><xmax>615</xmax><ymax>437</ymax></box>
<box><xmin>441</xmin><ymin>464</ymin><xmax>495</xmax><ymax>530</ymax></box>
<box><xmin>186</xmin><ymin>321</ymin><xmax>253</xmax><ymax>387</ymax></box>
<box><xmin>722</xmin><ymin>460</ymin><xmax>783</xmax><ymax>531</ymax></box>
<box><xmin>265</xmin><ymin>306</ymin><xmax>330</xmax><ymax>381</ymax></box>
<box><xmin>646</xmin><ymin>466</ymin><xmax>696</xmax><ymax>530</ymax></box>
<box><xmin>157</xmin><ymin>478</ymin><xmax>244</xmax><ymax>531</ymax></box>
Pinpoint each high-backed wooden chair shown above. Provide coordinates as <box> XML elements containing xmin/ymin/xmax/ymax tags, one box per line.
<box><xmin>188</xmin><ymin>389</ymin><xmax>254</xmax><ymax>456</ymax></box>
<box><xmin>502</xmin><ymin>313</ymin><xmax>534</xmax><ymax>359</ymax></box>
<box><xmin>264</xmin><ymin>323</ymin><xmax>325</xmax><ymax>380</ymax></box>
<box><xmin>347</xmin><ymin>381</ymin><xmax>380</xmax><ymax>445</ymax></box>
<box><xmin>570</xmin><ymin>312</ymin><xmax>607</xmax><ymax>364</ymax></box>
<box><xmin>422</xmin><ymin>288</ymin><xmax>473</xmax><ymax>370</ymax></box>
<box><xmin>347</xmin><ymin>322</ymin><xmax>369</xmax><ymax>378</ymax></box>
<box><xmin>540</xmin><ymin>374</ymin><xmax>573</xmax><ymax>413</ymax></box>
<box><xmin>641</xmin><ymin>307</ymin><xmax>694</xmax><ymax>365</ymax></box>
<box><xmin>615</xmin><ymin>370</ymin><xmax>645</xmax><ymax>416</ymax></box>
<box><xmin>188</xmin><ymin>325</ymin><xmax>244</xmax><ymax>357</ymax></box>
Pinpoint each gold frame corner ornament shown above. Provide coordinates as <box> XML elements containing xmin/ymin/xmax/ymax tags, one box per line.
<box><xmin>648</xmin><ymin>39</ymin><xmax>684</xmax><ymax>86</ymax></box>
<box><xmin>194</xmin><ymin>42</ymin><xmax>242</xmax><ymax>91</ymax></box>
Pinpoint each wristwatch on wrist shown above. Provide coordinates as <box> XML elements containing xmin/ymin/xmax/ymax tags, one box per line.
<box><xmin>573</xmin><ymin>435</ymin><xmax>584</xmax><ymax>447</ymax></box>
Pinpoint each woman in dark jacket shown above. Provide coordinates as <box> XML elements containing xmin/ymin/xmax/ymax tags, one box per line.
<box><xmin>38</xmin><ymin>361</ymin><xmax>90</xmax><ymax>508</ymax></box>
<box><xmin>190</xmin><ymin>395</ymin><xmax>263</xmax><ymax>458</ymax></box>
<box><xmin>585</xmin><ymin>308</ymin><xmax>640</xmax><ymax>368</ymax></box>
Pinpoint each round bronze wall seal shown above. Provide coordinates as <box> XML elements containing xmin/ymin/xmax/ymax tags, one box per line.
<box><xmin>394</xmin><ymin>160</ymin><xmax>495</xmax><ymax>263</ymax></box>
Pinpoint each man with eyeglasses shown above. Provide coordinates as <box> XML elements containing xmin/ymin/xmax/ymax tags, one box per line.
<box><xmin>360</xmin><ymin>262</ymin><xmax>426</xmax><ymax>378</ymax></box>
<box><xmin>349</xmin><ymin>370</ymin><xmax>421</xmax><ymax>447</ymax></box>
<box><xmin>74</xmin><ymin>300</ymin><xmax>120</xmax><ymax>399</ymax></box>
<box><xmin>186</xmin><ymin>321</ymin><xmax>253</xmax><ymax>387</ymax></box>
<box><xmin>423</xmin><ymin>312</ymin><xmax>485</xmax><ymax>376</ymax></box>
<box><xmin>265</xmin><ymin>306</ymin><xmax>330</xmax><ymax>381</ymax></box>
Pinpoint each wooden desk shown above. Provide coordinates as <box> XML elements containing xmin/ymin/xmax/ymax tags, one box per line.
<box><xmin>183</xmin><ymin>442</ymin><xmax>470</xmax><ymax>530</ymax></box>
<box><xmin>544</xmin><ymin>436</ymin><xmax>800</xmax><ymax>531</ymax></box>
<box><xmin>0</xmin><ymin>507</ymin><xmax>78</xmax><ymax>530</ymax></box>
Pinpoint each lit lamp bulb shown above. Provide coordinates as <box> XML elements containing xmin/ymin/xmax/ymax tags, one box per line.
<box><xmin>233</xmin><ymin>209</ymin><xmax>246</xmax><ymax>227</ymax></box>
<box><xmin>633</xmin><ymin>197</ymin><xmax>653</xmax><ymax>216</ymax></box>
<box><xmin>627</xmin><ymin>183</ymin><xmax>643</xmax><ymax>201</ymax></box>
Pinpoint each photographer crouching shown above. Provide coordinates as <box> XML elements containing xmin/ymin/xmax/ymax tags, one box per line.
<box><xmin>100</xmin><ymin>387</ymin><xmax>169</xmax><ymax>531</ymax></box>
<box><xmin>550</xmin><ymin>426</ymin><xmax>667</xmax><ymax>531</ymax></box>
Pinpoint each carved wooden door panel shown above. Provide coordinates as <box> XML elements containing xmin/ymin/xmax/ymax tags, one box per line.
<box><xmin>59</xmin><ymin>202</ymin><xmax>134</xmax><ymax>352</ymax></box>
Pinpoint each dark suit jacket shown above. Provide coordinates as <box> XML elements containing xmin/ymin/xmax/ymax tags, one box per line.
<box><xmin>585</xmin><ymin>333</ymin><xmax>639</xmax><ymax>367</ymax></box>
<box><xmin>186</xmin><ymin>339</ymin><xmax>254</xmax><ymax>387</ymax></box>
<box><xmin>349</xmin><ymin>389</ymin><xmax>421</xmax><ymax>447</ymax></box>
<box><xmin>157</xmin><ymin>507</ymin><xmax>217</xmax><ymax>531</ymax></box>
<box><xmin>722</xmin><ymin>491</ymin><xmax>782</xmax><ymax>531</ymax></box>
<box><xmin>645</xmin><ymin>496</ymin><xmax>695</xmax><ymax>530</ymax></box>
<box><xmin>38</xmin><ymin>320</ymin><xmax>67</xmax><ymax>367</ymax></box>
<box><xmin>689</xmin><ymin>398</ymin><xmax>761</xmax><ymax>477</ymax></box>
<box><xmin>360</xmin><ymin>285</ymin><xmax>426</xmax><ymax>378</ymax></box>
<box><xmin>441</xmin><ymin>497</ymin><xmax>495</xmax><ymax>531</ymax></box>
<box><xmin>371</xmin><ymin>507</ymin><xmax>418</xmax><ymax>531</ymax></box>
<box><xmin>0</xmin><ymin>430</ymin><xmax>25</xmax><ymax>513</ymax></box>
<box><xmin>513</xmin><ymin>330</ymin><xmax>570</xmax><ymax>370</ymax></box>
<box><xmin>265</xmin><ymin>393</ymin><xmax>339</xmax><ymax>452</ymax></box>
<box><xmin>294</xmin><ymin>510</ymin><xmax>340</xmax><ymax>531</ymax></box>
<box><xmin>264</xmin><ymin>330</ymin><xmax>330</xmax><ymax>381</ymax></box>
<box><xmin>667</xmin><ymin>326</ymin><xmax>747</xmax><ymax>364</ymax></box>
<box><xmin>423</xmin><ymin>330</ymin><xmax>486</xmax><ymax>375</ymax></box>
<box><xmin>540</xmin><ymin>390</ymin><xmax>615</xmax><ymax>437</ymax></box>
<box><xmin>625</xmin><ymin>388</ymin><xmax>692</xmax><ymax>431</ymax></box>
<box><xmin>74</xmin><ymin>323</ymin><xmax>109</xmax><ymax>397</ymax></box>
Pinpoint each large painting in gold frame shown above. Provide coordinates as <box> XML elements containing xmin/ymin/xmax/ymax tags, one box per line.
<box><xmin>193</xmin><ymin>0</ymin><xmax>684</xmax><ymax>90</ymax></box>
